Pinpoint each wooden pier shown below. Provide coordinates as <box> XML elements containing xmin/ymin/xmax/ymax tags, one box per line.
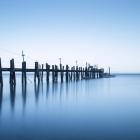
<box><xmin>0</xmin><ymin>58</ymin><xmax>105</xmax><ymax>86</ymax></box>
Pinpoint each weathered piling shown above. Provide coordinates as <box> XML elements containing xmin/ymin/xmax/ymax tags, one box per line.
<box><xmin>22</xmin><ymin>61</ymin><xmax>26</xmax><ymax>84</ymax></box>
<box><xmin>0</xmin><ymin>58</ymin><xmax>3</xmax><ymax>86</ymax></box>
<box><xmin>82</xmin><ymin>68</ymin><xmax>84</xmax><ymax>79</ymax></box>
<box><xmin>73</xmin><ymin>66</ymin><xmax>76</xmax><ymax>80</ymax></box>
<box><xmin>70</xmin><ymin>67</ymin><xmax>73</xmax><ymax>81</ymax></box>
<box><xmin>99</xmin><ymin>69</ymin><xmax>104</xmax><ymax>78</ymax></box>
<box><xmin>10</xmin><ymin>59</ymin><xmax>16</xmax><ymax>85</ymax></box>
<box><xmin>46</xmin><ymin>63</ymin><xmax>50</xmax><ymax>83</ymax></box>
<box><xmin>93</xmin><ymin>68</ymin><xmax>95</xmax><ymax>79</ymax></box>
<box><xmin>60</xmin><ymin>64</ymin><xmax>64</xmax><ymax>83</ymax></box>
<box><xmin>76</xmin><ymin>66</ymin><xmax>79</xmax><ymax>80</ymax></box>
<box><xmin>54</xmin><ymin>65</ymin><xmax>58</xmax><ymax>82</ymax></box>
<box><xmin>66</xmin><ymin>65</ymin><xmax>69</xmax><ymax>82</ymax></box>
<box><xmin>85</xmin><ymin>67</ymin><xmax>88</xmax><ymax>79</ymax></box>
<box><xmin>34</xmin><ymin>62</ymin><xmax>40</xmax><ymax>83</ymax></box>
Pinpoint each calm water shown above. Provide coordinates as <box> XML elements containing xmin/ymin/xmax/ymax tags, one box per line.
<box><xmin>0</xmin><ymin>74</ymin><xmax>140</xmax><ymax>140</ymax></box>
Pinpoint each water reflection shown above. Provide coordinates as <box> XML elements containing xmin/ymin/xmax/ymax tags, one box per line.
<box><xmin>52</xmin><ymin>82</ymin><xmax>58</xmax><ymax>97</ymax></box>
<box><xmin>22</xmin><ymin>82</ymin><xmax>27</xmax><ymax>110</ymax></box>
<box><xmin>66</xmin><ymin>82</ymin><xmax>69</xmax><ymax>97</ymax></box>
<box><xmin>2</xmin><ymin>79</ymin><xmax>99</xmax><ymax>113</ymax></box>
<box><xmin>10</xmin><ymin>84</ymin><xmax>16</xmax><ymax>111</ymax></box>
<box><xmin>0</xmin><ymin>85</ymin><xmax>3</xmax><ymax>113</ymax></box>
<box><xmin>60</xmin><ymin>82</ymin><xmax>64</xmax><ymax>99</ymax></box>
<box><xmin>46</xmin><ymin>82</ymin><xmax>49</xmax><ymax>98</ymax></box>
<box><xmin>34</xmin><ymin>82</ymin><xmax>40</xmax><ymax>103</ymax></box>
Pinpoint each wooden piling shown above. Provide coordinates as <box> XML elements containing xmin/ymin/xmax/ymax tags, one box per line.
<box><xmin>46</xmin><ymin>63</ymin><xmax>50</xmax><ymax>83</ymax></box>
<box><xmin>76</xmin><ymin>66</ymin><xmax>78</xmax><ymax>80</ymax></box>
<box><xmin>10</xmin><ymin>59</ymin><xmax>16</xmax><ymax>85</ymax></box>
<box><xmin>34</xmin><ymin>62</ymin><xmax>40</xmax><ymax>83</ymax></box>
<box><xmin>54</xmin><ymin>65</ymin><xmax>58</xmax><ymax>82</ymax></box>
<box><xmin>73</xmin><ymin>66</ymin><xmax>76</xmax><ymax>80</ymax></box>
<box><xmin>60</xmin><ymin>64</ymin><xmax>64</xmax><ymax>83</ymax></box>
<box><xmin>66</xmin><ymin>65</ymin><xmax>69</xmax><ymax>82</ymax></box>
<box><xmin>70</xmin><ymin>67</ymin><xmax>73</xmax><ymax>81</ymax></box>
<box><xmin>52</xmin><ymin>65</ymin><xmax>55</xmax><ymax>83</ymax></box>
<box><xmin>22</xmin><ymin>61</ymin><xmax>26</xmax><ymax>84</ymax></box>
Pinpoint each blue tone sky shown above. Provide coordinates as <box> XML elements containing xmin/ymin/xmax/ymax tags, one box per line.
<box><xmin>0</xmin><ymin>0</ymin><xmax>140</xmax><ymax>73</ymax></box>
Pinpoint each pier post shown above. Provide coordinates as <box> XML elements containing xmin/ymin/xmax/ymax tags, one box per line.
<box><xmin>76</xmin><ymin>66</ymin><xmax>78</xmax><ymax>80</ymax></box>
<box><xmin>54</xmin><ymin>65</ymin><xmax>58</xmax><ymax>82</ymax></box>
<box><xmin>22</xmin><ymin>61</ymin><xmax>26</xmax><ymax>84</ymax></box>
<box><xmin>60</xmin><ymin>64</ymin><xmax>64</xmax><ymax>83</ymax></box>
<box><xmin>73</xmin><ymin>66</ymin><xmax>76</xmax><ymax>81</ymax></box>
<box><xmin>99</xmin><ymin>69</ymin><xmax>104</xmax><ymax>78</ymax></box>
<box><xmin>46</xmin><ymin>63</ymin><xmax>50</xmax><ymax>83</ymax></box>
<box><xmin>85</xmin><ymin>67</ymin><xmax>88</xmax><ymax>79</ymax></box>
<box><xmin>66</xmin><ymin>65</ymin><xmax>69</xmax><ymax>82</ymax></box>
<box><xmin>52</xmin><ymin>65</ymin><xmax>55</xmax><ymax>83</ymax></box>
<box><xmin>34</xmin><ymin>62</ymin><xmax>40</xmax><ymax>83</ymax></box>
<box><xmin>70</xmin><ymin>67</ymin><xmax>73</xmax><ymax>81</ymax></box>
<box><xmin>10</xmin><ymin>59</ymin><xmax>16</xmax><ymax>85</ymax></box>
<box><xmin>0</xmin><ymin>58</ymin><xmax>3</xmax><ymax>86</ymax></box>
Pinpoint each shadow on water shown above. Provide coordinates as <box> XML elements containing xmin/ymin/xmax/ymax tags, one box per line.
<box><xmin>46</xmin><ymin>82</ymin><xmax>50</xmax><ymax>99</ymax></box>
<box><xmin>66</xmin><ymin>81</ymin><xmax>69</xmax><ymax>97</ymax></box>
<box><xmin>0</xmin><ymin>85</ymin><xmax>3</xmax><ymax>114</ymax></box>
<box><xmin>22</xmin><ymin>82</ymin><xmax>27</xmax><ymax>111</ymax></box>
<box><xmin>10</xmin><ymin>84</ymin><xmax>16</xmax><ymax>111</ymax></box>
<box><xmin>34</xmin><ymin>81</ymin><xmax>40</xmax><ymax>103</ymax></box>
<box><xmin>52</xmin><ymin>82</ymin><xmax>58</xmax><ymax>97</ymax></box>
<box><xmin>60</xmin><ymin>82</ymin><xmax>64</xmax><ymax>100</ymax></box>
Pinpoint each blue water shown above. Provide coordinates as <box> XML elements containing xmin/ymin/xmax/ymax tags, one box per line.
<box><xmin>0</xmin><ymin>74</ymin><xmax>140</xmax><ymax>140</ymax></box>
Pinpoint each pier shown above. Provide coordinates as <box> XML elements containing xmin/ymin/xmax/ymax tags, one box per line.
<box><xmin>0</xmin><ymin>58</ymin><xmax>106</xmax><ymax>86</ymax></box>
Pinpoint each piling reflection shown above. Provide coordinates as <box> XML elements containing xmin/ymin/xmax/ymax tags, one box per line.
<box><xmin>52</xmin><ymin>82</ymin><xmax>58</xmax><ymax>97</ymax></box>
<box><xmin>22</xmin><ymin>82</ymin><xmax>27</xmax><ymax>110</ymax></box>
<box><xmin>10</xmin><ymin>84</ymin><xmax>16</xmax><ymax>111</ymax></box>
<box><xmin>34</xmin><ymin>82</ymin><xmax>40</xmax><ymax>103</ymax></box>
<box><xmin>0</xmin><ymin>85</ymin><xmax>3</xmax><ymax>113</ymax></box>
<box><xmin>5</xmin><ymin>78</ymin><xmax>92</xmax><ymax>112</ymax></box>
<box><xmin>60</xmin><ymin>82</ymin><xmax>64</xmax><ymax>99</ymax></box>
<box><xmin>66</xmin><ymin>82</ymin><xmax>69</xmax><ymax>97</ymax></box>
<box><xmin>46</xmin><ymin>82</ymin><xmax>50</xmax><ymax>98</ymax></box>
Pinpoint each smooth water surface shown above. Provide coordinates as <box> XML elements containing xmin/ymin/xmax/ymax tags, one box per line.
<box><xmin>0</xmin><ymin>74</ymin><xmax>140</xmax><ymax>140</ymax></box>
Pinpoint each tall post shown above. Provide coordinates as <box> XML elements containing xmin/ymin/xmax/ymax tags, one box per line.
<box><xmin>22</xmin><ymin>61</ymin><xmax>26</xmax><ymax>84</ymax></box>
<box><xmin>73</xmin><ymin>66</ymin><xmax>76</xmax><ymax>80</ymax></box>
<box><xmin>60</xmin><ymin>64</ymin><xmax>64</xmax><ymax>83</ymax></box>
<box><xmin>46</xmin><ymin>63</ymin><xmax>50</xmax><ymax>83</ymax></box>
<box><xmin>10</xmin><ymin>59</ymin><xmax>16</xmax><ymax>85</ymax></box>
<box><xmin>54</xmin><ymin>65</ymin><xmax>58</xmax><ymax>82</ymax></box>
<box><xmin>34</xmin><ymin>62</ymin><xmax>40</xmax><ymax>83</ymax></box>
<box><xmin>52</xmin><ymin>65</ymin><xmax>55</xmax><ymax>83</ymax></box>
<box><xmin>76</xmin><ymin>66</ymin><xmax>79</xmax><ymax>80</ymax></box>
<box><xmin>66</xmin><ymin>65</ymin><xmax>69</xmax><ymax>82</ymax></box>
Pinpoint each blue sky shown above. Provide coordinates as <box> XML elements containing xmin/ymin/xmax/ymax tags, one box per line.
<box><xmin>0</xmin><ymin>0</ymin><xmax>140</xmax><ymax>72</ymax></box>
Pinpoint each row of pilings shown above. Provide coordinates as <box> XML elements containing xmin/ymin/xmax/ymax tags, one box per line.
<box><xmin>0</xmin><ymin>58</ymin><xmax>105</xmax><ymax>87</ymax></box>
